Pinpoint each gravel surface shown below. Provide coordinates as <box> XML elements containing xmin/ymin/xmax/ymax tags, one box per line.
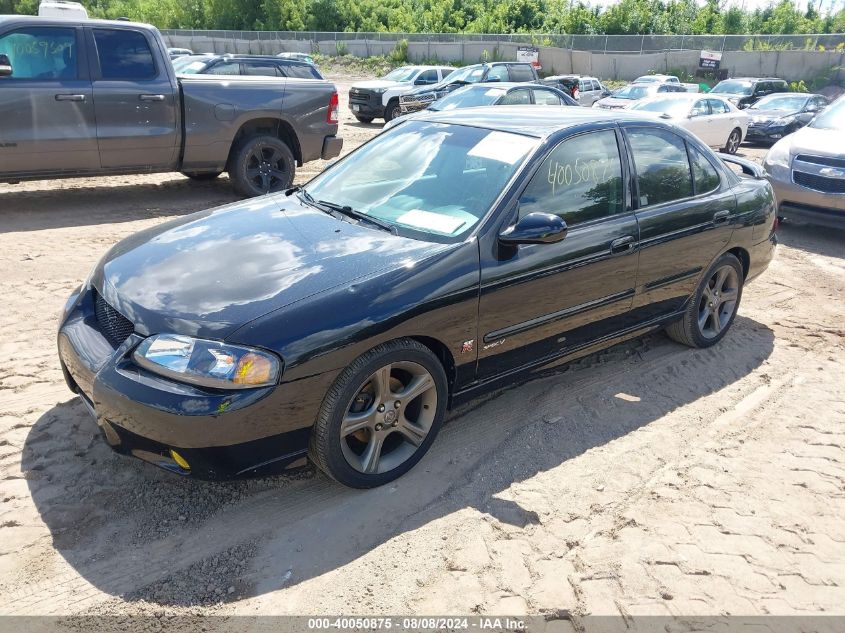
<box><xmin>0</xmin><ymin>73</ymin><xmax>843</xmax><ymax>621</ymax></box>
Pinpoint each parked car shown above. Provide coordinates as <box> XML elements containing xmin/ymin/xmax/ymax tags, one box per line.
<box><xmin>57</xmin><ymin>107</ymin><xmax>777</xmax><ymax>488</ymax></box>
<box><xmin>167</xmin><ymin>47</ymin><xmax>193</xmax><ymax>60</ymax></box>
<box><xmin>745</xmin><ymin>92</ymin><xmax>829</xmax><ymax>144</ymax></box>
<box><xmin>0</xmin><ymin>17</ymin><xmax>341</xmax><ymax>196</ymax></box>
<box><xmin>276</xmin><ymin>51</ymin><xmax>316</xmax><ymax>65</ymax></box>
<box><xmin>384</xmin><ymin>82</ymin><xmax>576</xmax><ymax>130</ymax></box>
<box><xmin>710</xmin><ymin>77</ymin><xmax>789</xmax><ymax>109</ymax></box>
<box><xmin>541</xmin><ymin>74</ymin><xmax>609</xmax><ymax>106</ymax></box>
<box><xmin>594</xmin><ymin>81</ymin><xmax>686</xmax><ymax>109</ymax></box>
<box><xmin>173</xmin><ymin>53</ymin><xmax>323</xmax><ymax>79</ymax></box>
<box><xmin>399</xmin><ymin>62</ymin><xmax>540</xmax><ymax>115</ymax></box>
<box><xmin>629</xmin><ymin>93</ymin><xmax>749</xmax><ymax>153</ymax></box>
<box><xmin>349</xmin><ymin>65</ymin><xmax>455</xmax><ymax>123</ymax></box>
<box><xmin>634</xmin><ymin>74</ymin><xmax>680</xmax><ymax>85</ymax></box>
<box><xmin>764</xmin><ymin>95</ymin><xmax>845</xmax><ymax>228</ymax></box>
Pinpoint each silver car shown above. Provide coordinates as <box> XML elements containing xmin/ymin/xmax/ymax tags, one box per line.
<box><xmin>763</xmin><ymin>96</ymin><xmax>845</xmax><ymax>228</ymax></box>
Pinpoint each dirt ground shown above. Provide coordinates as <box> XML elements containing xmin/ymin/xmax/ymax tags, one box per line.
<box><xmin>1</xmin><ymin>72</ymin><xmax>844</xmax><ymax>623</ymax></box>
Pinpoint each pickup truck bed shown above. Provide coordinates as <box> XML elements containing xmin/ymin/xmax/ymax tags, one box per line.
<box><xmin>0</xmin><ymin>16</ymin><xmax>342</xmax><ymax>197</ymax></box>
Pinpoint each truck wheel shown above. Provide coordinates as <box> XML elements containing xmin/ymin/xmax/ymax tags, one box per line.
<box><xmin>384</xmin><ymin>99</ymin><xmax>401</xmax><ymax>122</ymax></box>
<box><xmin>182</xmin><ymin>171</ymin><xmax>222</xmax><ymax>181</ymax></box>
<box><xmin>355</xmin><ymin>116</ymin><xmax>374</xmax><ymax>124</ymax></box>
<box><xmin>229</xmin><ymin>135</ymin><xmax>295</xmax><ymax>197</ymax></box>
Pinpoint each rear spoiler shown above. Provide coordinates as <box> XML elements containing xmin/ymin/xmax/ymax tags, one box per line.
<box><xmin>719</xmin><ymin>153</ymin><xmax>766</xmax><ymax>179</ymax></box>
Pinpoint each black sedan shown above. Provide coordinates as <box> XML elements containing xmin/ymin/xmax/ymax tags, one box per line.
<box><xmin>58</xmin><ymin>108</ymin><xmax>777</xmax><ymax>488</ymax></box>
<box><xmin>745</xmin><ymin>92</ymin><xmax>830</xmax><ymax>144</ymax></box>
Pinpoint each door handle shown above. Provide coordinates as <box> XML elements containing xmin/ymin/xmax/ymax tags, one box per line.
<box><xmin>139</xmin><ymin>94</ymin><xmax>165</xmax><ymax>102</ymax></box>
<box><xmin>713</xmin><ymin>210</ymin><xmax>731</xmax><ymax>225</ymax></box>
<box><xmin>55</xmin><ymin>94</ymin><xmax>86</xmax><ymax>102</ymax></box>
<box><xmin>610</xmin><ymin>235</ymin><xmax>636</xmax><ymax>254</ymax></box>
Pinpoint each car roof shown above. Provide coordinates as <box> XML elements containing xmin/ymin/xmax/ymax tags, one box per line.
<box><xmin>397</xmin><ymin>64</ymin><xmax>456</xmax><ymax>70</ymax></box>
<box><xmin>755</xmin><ymin>92</ymin><xmax>813</xmax><ymax>98</ymax></box>
<box><xmin>546</xmin><ymin>74</ymin><xmax>597</xmax><ymax>80</ymax></box>
<box><xmin>460</xmin><ymin>82</ymin><xmax>546</xmax><ymax>90</ymax></box>
<box><xmin>0</xmin><ymin>14</ymin><xmax>150</xmax><ymax>27</ymax></box>
<box><xmin>407</xmin><ymin>106</ymin><xmax>654</xmax><ymax>138</ymax></box>
<box><xmin>721</xmin><ymin>77</ymin><xmax>786</xmax><ymax>82</ymax></box>
<box><xmin>638</xmin><ymin>93</ymin><xmax>713</xmax><ymax>101</ymax></box>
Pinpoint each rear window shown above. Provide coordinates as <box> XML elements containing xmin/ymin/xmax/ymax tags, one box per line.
<box><xmin>94</xmin><ymin>29</ymin><xmax>156</xmax><ymax>80</ymax></box>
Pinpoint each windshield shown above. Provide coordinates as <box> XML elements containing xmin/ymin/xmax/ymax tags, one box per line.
<box><xmin>810</xmin><ymin>98</ymin><xmax>845</xmax><ymax>130</ymax></box>
<box><xmin>173</xmin><ymin>57</ymin><xmax>210</xmax><ymax>73</ymax></box>
<box><xmin>614</xmin><ymin>84</ymin><xmax>652</xmax><ymax>100</ymax></box>
<box><xmin>630</xmin><ymin>98</ymin><xmax>691</xmax><ymax>117</ymax></box>
<box><xmin>303</xmin><ymin>121</ymin><xmax>539</xmax><ymax>242</ymax></box>
<box><xmin>712</xmin><ymin>80</ymin><xmax>753</xmax><ymax>96</ymax></box>
<box><xmin>430</xmin><ymin>86</ymin><xmax>505</xmax><ymax>111</ymax></box>
<box><xmin>749</xmin><ymin>95</ymin><xmax>808</xmax><ymax>111</ymax></box>
<box><xmin>441</xmin><ymin>65</ymin><xmax>486</xmax><ymax>85</ymax></box>
<box><xmin>383</xmin><ymin>66</ymin><xmax>418</xmax><ymax>82</ymax></box>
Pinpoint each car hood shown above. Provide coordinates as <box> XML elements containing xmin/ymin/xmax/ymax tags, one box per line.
<box><xmin>405</xmin><ymin>80</ymin><xmax>468</xmax><ymax>97</ymax></box>
<box><xmin>94</xmin><ymin>195</ymin><xmax>449</xmax><ymax>340</ymax></box>
<box><xmin>782</xmin><ymin>125</ymin><xmax>845</xmax><ymax>157</ymax></box>
<box><xmin>710</xmin><ymin>92</ymin><xmax>748</xmax><ymax>101</ymax></box>
<box><xmin>749</xmin><ymin>108</ymin><xmax>800</xmax><ymax>121</ymax></box>
<box><xmin>352</xmin><ymin>79</ymin><xmax>405</xmax><ymax>90</ymax></box>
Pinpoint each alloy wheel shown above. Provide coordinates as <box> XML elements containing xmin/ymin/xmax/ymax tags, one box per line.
<box><xmin>698</xmin><ymin>265</ymin><xmax>740</xmax><ymax>339</ymax></box>
<box><xmin>726</xmin><ymin>130</ymin><xmax>741</xmax><ymax>154</ymax></box>
<box><xmin>340</xmin><ymin>361</ymin><xmax>437</xmax><ymax>474</ymax></box>
<box><xmin>245</xmin><ymin>145</ymin><xmax>289</xmax><ymax>193</ymax></box>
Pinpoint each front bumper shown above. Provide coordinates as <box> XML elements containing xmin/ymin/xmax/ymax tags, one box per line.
<box><xmin>348</xmin><ymin>89</ymin><xmax>384</xmax><ymax>118</ymax></box>
<box><xmin>766</xmin><ymin>169</ymin><xmax>845</xmax><ymax>229</ymax></box>
<box><xmin>746</xmin><ymin>125</ymin><xmax>787</xmax><ymax>143</ymax></box>
<box><xmin>57</xmin><ymin>287</ymin><xmax>326</xmax><ymax>479</ymax></box>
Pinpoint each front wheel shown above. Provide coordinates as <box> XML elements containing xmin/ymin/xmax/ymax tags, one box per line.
<box><xmin>384</xmin><ymin>99</ymin><xmax>401</xmax><ymax>122</ymax></box>
<box><xmin>229</xmin><ymin>135</ymin><xmax>295</xmax><ymax>197</ymax></box>
<box><xmin>723</xmin><ymin>128</ymin><xmax>742</xmax><ymax>154</ymax></box>
<box><xmin>309</xmin><ymin>339</ymin><xmax>447</xmax><ymax>488</ymax></box>
<box><xmin>354</xmin><ymin>115</ymin><xmax>374</xmax><ymax>124</ymax></box>
<box><xmin>666</xmin><ymin>252</ymin><xmax>744</xmax><ymax>348</ymax></box>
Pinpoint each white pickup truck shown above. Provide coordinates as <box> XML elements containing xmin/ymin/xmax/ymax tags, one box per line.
<box><xmin>348</xmin><ymin>65</ymin><xmax>456</xmax><ymax>123</ymax></box>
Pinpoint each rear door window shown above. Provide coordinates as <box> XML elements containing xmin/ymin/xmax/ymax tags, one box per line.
<box><xmin>205</xmin><ymin>61</ymin><xmax>241</xmax><ymax>75</ymax></box>
<box><xmin>0</xmin><ymin>26</ymin><xmax>78</xmax><ymax>79</ymax></box>
<box><xmin>518</xmin><ymin>129</ymin><xmax>624</xmax><ymax>225</ymax></box>
<box><xmin>243</xmin><ymin>62</ymin><xmax>279</xmax><ymax>76</ymax></box>
<box><xmin>507</xmin><ymin>64</ymin><xmax>535</xmax><ymax>82</ymax></box>
<box><xmin>93</xmin><ymin>29</ymin><xmax>157</xmax><ymax>80</ymax></box>
<box><xmin>532</xmin><ymin>88</ymin><xmax>562</xmax><ymax>105</ymax></box>
<box><xmin>627</xmin><ymin>127</ymin><xmax>694</xmax><ymax>207</ymax></box>
<box><xmin>499</xmin><ymin>89</ymin><xmax>532</xmax><ymax>105</ymax></box>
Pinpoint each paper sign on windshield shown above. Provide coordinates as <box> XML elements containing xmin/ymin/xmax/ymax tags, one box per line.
<box><xmin>397</xmin><ymin>209</ymin><xmax>467</xmax><ymax>234</ymax></box>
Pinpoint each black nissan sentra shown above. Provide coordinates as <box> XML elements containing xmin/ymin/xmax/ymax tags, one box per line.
<box><xmin>58</xmin><ymin>108</ymin><xmax>777</xmax><ymax>488</ymax></box>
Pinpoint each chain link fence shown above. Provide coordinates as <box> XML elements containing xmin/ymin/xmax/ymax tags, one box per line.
<box><xmin>160</xmin><ymin>30</ymin><xmax>845</xmax><ymax>53</ymax></box>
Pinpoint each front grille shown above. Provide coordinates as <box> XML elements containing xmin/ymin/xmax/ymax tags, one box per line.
<box><xmin>94</xmin><ymin>292</ymin><xmax>134</xmax><ymax>346</ymax></box>
<box><xmin>792</xmin><ymin>170</ymin><xmax>845</xmax><ymax>194</ymax></box>
<box><xmin>399</xmin><ymin>93</ymin><xmax>435</xmax><ymax>114</ymax></box>
<box><xmin>348</xmin><ymin>88</ymin><xmax>373</xmax><ymax>105</ymax></box>
<box><xmin>795</xmin><ymin>154</ymin><xmax>845</xmax><ymax>169</ymax></box>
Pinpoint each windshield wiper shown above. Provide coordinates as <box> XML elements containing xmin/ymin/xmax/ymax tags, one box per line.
<box><xmin>317</xmin><ymin>199</ymin><xmax>397</xmax><ymax>234</ymax></box>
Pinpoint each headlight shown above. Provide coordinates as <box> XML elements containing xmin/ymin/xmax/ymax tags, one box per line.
<box><xmin>133</xmin><ymin>334</ymin><xmax>281</xmax><ymax>389</ymax></box>
<box><xmin>771</xmin><ymin>116</ymin><xmax>794</xmax><ymax>127</ymax></box>
<box><xmin>372</xmin><ymin>87</ymin><xmax>387</xmax><ymax>94</ymax></box>
<box><xmin>764</xmin><ymin>139</ymin><xmax>791</xmax><ymax>170</ymax></box>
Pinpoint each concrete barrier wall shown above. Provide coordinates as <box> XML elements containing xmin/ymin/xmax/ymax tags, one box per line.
<box><xmin>163</xmin><ymin>33</ymin><xmax>845</xmax><ymax>82</ymax></box>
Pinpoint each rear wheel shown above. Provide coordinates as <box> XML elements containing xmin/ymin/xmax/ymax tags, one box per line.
<box><xmin>666</xmin><ymin>253</ymin><xmax>743</xmax><ymax>348</ymax></box>
<box><xmin>384</xmin><ymin>99</ymin><xmax>401</xmax><ymax>122</ymax></box>
<box><xmin>309</xmin><ymin>339</ymin><xmax>447</xmax><ymax>488</ymax></box>
<box><xmin>229</xmin><ymin>135</ymin><xmax>295</xmax><ymax>197</ymax></box>
<box><xmin>182</xmin><ymin>171</ymin><xmax>221</xmax><ymax>181</ymax></box>
<box><xmin>723</xmin><ymin>128</ymin><xmax>742</xmax><ymax>154</ymax></box>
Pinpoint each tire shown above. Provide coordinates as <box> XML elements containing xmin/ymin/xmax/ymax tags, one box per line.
<box><xmin>309</xmin><ymin>339</ymin><xmax>448</xmax><ymax>488</ymax></box>
<box><xmin>723</xmin><ymin>128</ymin><xmax>742</xmax><ymax>154</ymax></box>
<box><xmin>384</xmin><ymin>99</ymin><xmax>401</xmax><ymax>123</ymax></box>
<box><xmin>228</xmin><ymin>135</ymin><xmax>295</xmax><ymax>198</ymax></box>
<box><xmin>355</xmin><ymin>116</ymin><xmax>374</xmax><ymax>124</ymax></box>
<box><xmin>666</xmin><ymin>252</ymin><xmax>744</xmax><ymax>349</ymax></box>
<box><xmin>182</xmin><ymin>171</ymin><xmax>222</xmax><ymax>181</ymax></box>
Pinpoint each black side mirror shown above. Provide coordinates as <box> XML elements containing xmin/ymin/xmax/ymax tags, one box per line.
<box><xmin>500</xmin><ymin>212</ymin><xmax>568</xmax><ymax>245</ymax></box>
<box><xmin>0</xmin><ymin>54</ymin><xmax>11</xmax><ymax>78</ymax></box>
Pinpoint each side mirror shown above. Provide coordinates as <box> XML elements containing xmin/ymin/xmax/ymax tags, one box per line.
<box><xmin>0</xmin><ymin>54</ymin><xmax>11</xmax><ymax>78</ymax></box>
<box><xmin>499</xmin><ymin>212</ymin><xmax>568</xmax><ymax>245</ymax></box>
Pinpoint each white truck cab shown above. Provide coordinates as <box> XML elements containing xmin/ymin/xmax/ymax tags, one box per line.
<box><xmin>38</xmin><ymin>0</ymin><xmax>89</xmax><ymax>19</ymax></box>
<box><xmin>349</xmin><ymin>65</ymin><xmax>455</xmax><ymax>123</ymax></box>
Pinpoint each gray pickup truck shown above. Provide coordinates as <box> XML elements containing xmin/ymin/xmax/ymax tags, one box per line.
<box><xmin>0</xmin><ymin>16</ymin><xmax>342</xmax><ymax>196</ymax></box>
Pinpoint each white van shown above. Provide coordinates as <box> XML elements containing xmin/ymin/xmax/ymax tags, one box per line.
<box><xmin>38</xmin><ymin>1</ymin><xmax>89</xmax><ymax>19</ymax></box>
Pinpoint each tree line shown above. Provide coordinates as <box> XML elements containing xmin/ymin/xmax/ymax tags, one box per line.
<box><xmin>2</xmin><ymin>0</ymin><xmax>844</xmax><ymax>35</ymax></box>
